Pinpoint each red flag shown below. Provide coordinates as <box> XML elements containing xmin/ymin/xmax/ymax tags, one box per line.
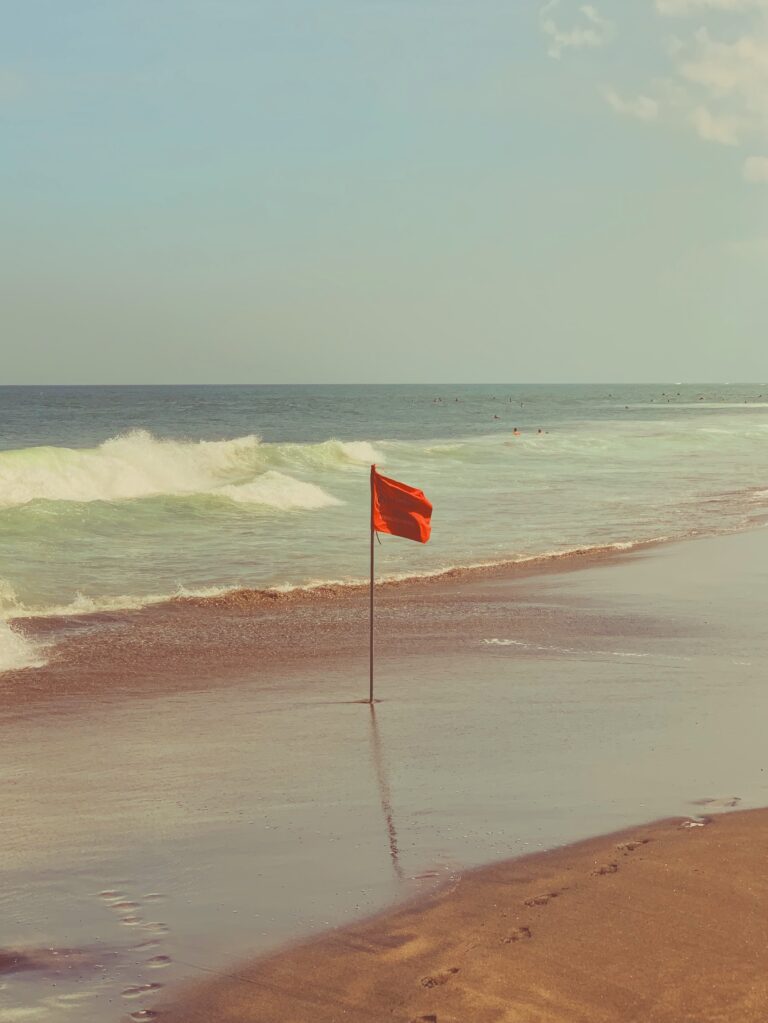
<box><xmin>371</xmin><ymin>466</ymin><xmax>432</xmax><ymax>544</ymax></box>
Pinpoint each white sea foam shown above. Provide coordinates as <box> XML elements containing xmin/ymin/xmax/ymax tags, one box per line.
<box><xmin>336</xmin><ymin>440</ymin><xmax>381</xmax><ymax>464</ymax></box>
<box><xmin>0</xmin><ymin>579</ymin><xmax>238</xmax><ymax>620</ymax></box>
<box><xmin>484</xmin><ymin>638</ymin><xmax>647</xmax><ymax>657</ymax></box>
<box><xmin>484</xmin><ymin>639</ymin><xmax>692</xmax><ymax>661</ymax></box>
<box><xmin>215</xmin><ymin>471</ymin><xmax>342</xmax><ymax>509</ymax></box>
<box><xmin>270</xmin><ymin>438</ymin><xmax>383</xmax><ymax>470</ymax></box>
<box><xmin>0</xmin><ymin>540</ymin><xmax>664</xmax><ymax>624</ymax></box>
<box><xmin>0</xmin><ymin>620</ymin><xmax>46</xmax><ymax>673</ymax></box>
<box><xmin>0</xmin><ymin>430</ymin><xmax>350</xmax><ymax>509</ymax></box>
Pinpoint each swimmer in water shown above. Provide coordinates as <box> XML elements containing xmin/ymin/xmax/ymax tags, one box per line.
<box><xmin>513</xmin><ymin>427</ymin><xmax>520</xmax><ymax>436</ymax></box>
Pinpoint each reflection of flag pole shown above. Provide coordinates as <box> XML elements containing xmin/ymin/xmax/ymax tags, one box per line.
<box><xmin>368</xmin><ymin>703</ymin><xmax>404</xmax><ymax>880</ymax></box>
<box><xmin>368</xmin><ymin>464</ymin><xmax>433</xmax><ymax>705</ymax></box>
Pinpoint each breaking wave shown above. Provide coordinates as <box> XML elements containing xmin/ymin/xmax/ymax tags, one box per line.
<box><xmin>3</xmin><ymin>408</ymin><xmax>767</xmax><ymax>637</ymax></box>
<box><xmin>0</xmin><ymin>620</ymin><xmax>45</xmax><ymax>673</ymax></box>
<box><xmin>215</xmin><ymin>472</ymin><xmax>341</xmax><ymax>510</ymax></box>
<box><xmin>0</xmin><ymin>431</ymin><xmax>377</xmax><ymax>509</ymax></box>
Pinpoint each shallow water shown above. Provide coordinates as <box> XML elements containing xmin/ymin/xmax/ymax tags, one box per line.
<box><xmin>2</xmin><ymin>384</ymin><xmax>768</xmax><ymax>676</ymax></box>
<box><xmin>2</xmin><ymin>528</ymin><xmax>767</xmax><ymax>1022</ymax></box>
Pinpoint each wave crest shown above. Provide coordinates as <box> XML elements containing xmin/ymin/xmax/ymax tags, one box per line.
<box><xmin>0</xmin><ymin>620</ymin><xmax>45</xmax><ymax>673</ymax></box>
<box><xmin>215</xmin><ymin>471</ymin><xmax>343</xmax><ymax>510</ymax></box>
<box><xmin>0</xmin><ymin>430</ymin><xmax>353</xmax><ymax>509</ymax></box>
<box><xmin>268</xmin><ymin>438</ymin><xmax>383</xmax><ymax>470</ymax></box>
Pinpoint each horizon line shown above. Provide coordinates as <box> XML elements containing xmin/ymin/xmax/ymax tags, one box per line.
<box><xmin>1</xmin><ymin>381</ymin><xmax>764</xmax><ymax>389</ymax></box>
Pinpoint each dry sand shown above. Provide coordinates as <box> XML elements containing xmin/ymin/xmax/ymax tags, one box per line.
<box><xmin>161</xmin><ymin>808</ymin><xmax>768</xmax><ymax>1022</ymax></box>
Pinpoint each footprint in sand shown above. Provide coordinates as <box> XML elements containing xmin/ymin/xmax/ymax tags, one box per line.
<box><xmin>420</xmin><ymin>967</ymin><xmax>459</xmax><ymax>988</ymax></box>
<box><xmin>98</xmin><ymin>889</ymin><xmax>144</xmax><ymax>926</ymax></box>
<box><xmin>692</xmin><ymin>796</ymin><xmax>740</xmax><ymax>809</ymax></box>
<box><xmin>122</xmin><ymin>983</ymin><xmax>163</xmax><ymax>999</ymax></box>
<box><xmin>523</xmin><ymin>890</ymin><xmax>563</xmax><ymax>908</ymax></box>
<box><xmin>145</xmin><ymin>955</ymin><xmax>172</xmax><ymax>969</ymax></box>
<box><xmin>592</xmin><ymin>862</ymin><xmax>619</xmax><ymax>877</ymax></box>
<box><xmin>142</xmin><ymin>922</ymin><xmax>170</xmax><ymax>935</ymax></box>
<box><xmin>616</xmin><ymin>839</ymin><xmax>651</xmax><ymax>855</ymax></box>
<box><xmin>501</xmin><ymin>926</ymin><xmax>532</xmax><ymax>944</ymax></box>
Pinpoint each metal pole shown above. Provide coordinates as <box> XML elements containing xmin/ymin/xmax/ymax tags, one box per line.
<box><xmin>369</xmin><ymin>464</ymin><xmax>375</xmax><ymax>704</ymax></box>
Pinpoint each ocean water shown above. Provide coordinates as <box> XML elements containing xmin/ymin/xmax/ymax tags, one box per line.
<box><xmin>2</xmin><ymin>383</ymin><xmax>767</xmax><ymax>672</ymax></box>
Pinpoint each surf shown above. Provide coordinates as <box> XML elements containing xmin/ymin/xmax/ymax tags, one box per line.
<box><xmin>0</xmin><ymin>619</ymin><xmax>45</xmax><ymax>672</ymax></box>
<box><xmin>3</xmin><ymin>389</ymin><xmax>768</xmax><ymax>643</ymax></box>
<box><xmin>0</xmin><ymin>430</ymin><xmax>378</xmax><ymax>509</ymax></box>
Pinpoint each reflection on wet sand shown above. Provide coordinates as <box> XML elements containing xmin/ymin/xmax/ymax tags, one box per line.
<box><xmin>368</xmin><ymin>704</ymin><xmax>404</xmax><ymax>881</ymax></box>
<box><xmin>4</xmin><ymin>530</ymin><xmax>768</xmax><ymax>1022</ymax></box>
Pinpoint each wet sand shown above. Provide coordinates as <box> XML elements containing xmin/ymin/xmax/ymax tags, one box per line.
<box><xmin>3</xmin><ymin>541</ymin><xmax>657</xmax><ymax>713</ymax></box>
<box><xmin>161</xmin><ymin>808</ymin><xmax>768</xmax><ymax>1023</ymax></box>
<box><xmin>2</xmin><ymin>527</ymin><xmax>768</xmax><ymax>1021</ymax></box>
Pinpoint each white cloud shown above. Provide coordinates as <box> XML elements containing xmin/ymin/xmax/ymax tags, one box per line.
<box><xmin>605</xmin><ymin>89</ymin><xmax>660</xmax><ymax>121</ymax></box>
<box><xmin>677</xmin><ymin>28</ymin><xmax>768</xmax><ymax>118</ymax></box>
<box><xmin>661</xmin><ymin>23</ymin><xmax>768</xmax><ymax>159</ymax></box>
<box><xmin>743</xmin><ymin>155</ymin><xmax>768</xmax><ymax>180</ymax></box>
<box><xmin>544</xmin><ymin>0</ymin><xmax>768</xmax><ymax>181</ymax></box>
<box><xmin>540</xmin><ymin>1</ymin><xmax>613</xmax><ymax>59</ymax></box>
<box><xmin>690</xmin><ymin>105</ymin><xmax>742</xmax><ymax>143</ymax></box>
<box><xmin>657</xmin><ymin>0</ymin><xmax>768</xmax><ymax>15</ymax></box>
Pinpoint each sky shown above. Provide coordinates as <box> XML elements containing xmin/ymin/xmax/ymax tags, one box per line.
<box><xmin>1</xmin><ymin>0</ymin><xmax>767</xmax><ymax>384</ymax></box>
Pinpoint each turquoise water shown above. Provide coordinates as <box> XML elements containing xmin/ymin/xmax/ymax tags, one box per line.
<box><xmin>2</xmin><ymin>383</ymin><xmax>767</xmax><ymax>669</ymax></box>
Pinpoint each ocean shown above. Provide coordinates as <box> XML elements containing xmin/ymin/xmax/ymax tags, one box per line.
<box><xmin>2</xmin><ymin>382</ymin><xmax>768</xmax><ymax>672</ymax></box>
<box><xmin>5</xmin><ymin>383</ymin><xmax>768</xmax><ymax>1023</ymax></box>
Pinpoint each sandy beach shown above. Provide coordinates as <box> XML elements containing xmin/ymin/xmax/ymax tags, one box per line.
<box><xmin>3</xmin><ymin>526</ymin><xmax>768</xmax><ymax>1021</ymax></box>
<box><xmin>5</xmin><ymin>0</ymin><xmax>767</xmax><ymax>1012</ymax></box>
<box><xmin>161</xmin><ymin>808</ymin><xmax>768</xmax><ymax>1022</ymax></box>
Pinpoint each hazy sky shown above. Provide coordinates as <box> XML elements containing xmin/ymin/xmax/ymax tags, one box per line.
<box><xmin>2</xmin><ymin>1</ymin><xmax>767</xmax><ymax>383</ymax></box>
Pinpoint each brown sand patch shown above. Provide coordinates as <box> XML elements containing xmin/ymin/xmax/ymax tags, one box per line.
<box><xmin>0</xmin><ymin>946</ymin><xmax>115</xmax><ymax>977</ymax></box>
<box><xmin>160</xmin><ymin>808</ymin><xmax>768</xmax><ymax>1023</ymax></box>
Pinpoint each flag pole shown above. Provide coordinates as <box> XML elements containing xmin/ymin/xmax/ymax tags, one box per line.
<box><xmin>369</xmin><ymin>464</ymin><xmax>375</xmax><ymax>704</ymax></box>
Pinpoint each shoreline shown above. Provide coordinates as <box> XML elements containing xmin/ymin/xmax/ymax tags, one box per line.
<box><xmin>12</xmin><ymin>521</ymin><xmax>754</xmax><ymax>626</ymax></box>
<box><xmin>4</xmin><ymin>534</ymin><xmax>668</xmax><ymax>624</ymax></box>
<box><xmin>1</xmin><ymin>524</ymin><xmax>739</xmax><ymax>708</ymax></box>
<box><xmin>160</xmin><ymin>807</ymin><xmax>768</xmax><ymax>1022</ymax></box>
<box><xmin>3</xmin><ymin>524</ymin><xmax>768</xmax><ymax>1022</ymax></box>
